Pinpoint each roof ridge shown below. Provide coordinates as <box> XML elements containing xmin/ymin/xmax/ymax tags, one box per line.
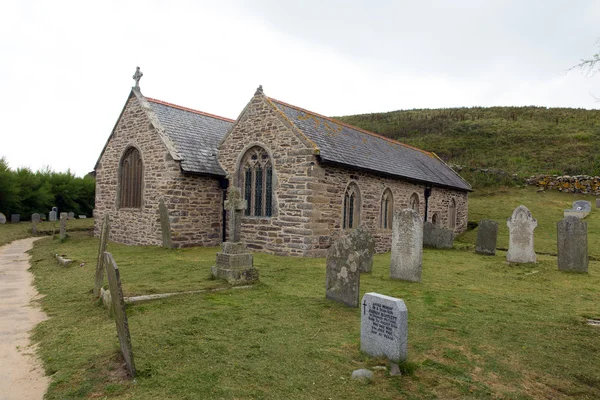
<box><xmin>267</xmin><ymin>97</ymin><xmax>432</xmax><ymax>156</ymax></box>
<box><xmin>146</xmin><ymin>97</ymin><xmax>235</xmax><ymax>123</ymax></box>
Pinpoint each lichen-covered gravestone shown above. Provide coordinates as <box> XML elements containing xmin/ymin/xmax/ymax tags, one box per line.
<box><xmin>0</xmin><ymin>213</ymin><xmax>6</xmax><ymax>224</ymax></box>
<box><xmin>94</xmin><ymin>215</ymin><xmax>110</xmax><ymax>297</ymax></box>
<box><xmin>158</xmin><ymin>198</ymin><xmax>172</xmax><ymax>248</ymax></box>
<box><xmin>325</xmin><ymin>235</ymin><xmax>361</xmax><ymax>307</ymax></box>
<box><xmin>475</xmin><ymin>219</ymin><xmax>498</xmax><ymax>256</ymax></box>
<box><xmin>348</xmin><ymin>225</ymin><xmax>375</xmax><ymax>273</ymax></box>
<box><xmin>422</xmin><ymin>221</ymin><xmax>454</xmax><ymax>249</ymax></box>
<box><xmin>59</xmin><ymin>212</ymin><xmax>68</xmax><ymax>240</ymax></box>
<box><xmin>557</xmin><ymin>216</ymin><xmax>588</xmax><ymax>273</ymax></box>
<box><xmin>390</xmin><ymin>209</ymin><xmax>423</xmax><ymax>282</ymax></box>
<box><xmin>31</xmin><ymin>213</ymin><xmax>40</xmax><ymax>234</ymax></box>
<box><xmin>360</xmin><ymin>292</ymin><xmax>408</xmax><ymax>364</ymax></box>
<box><xmin>506</xmin><ymin>205</ymin><xmax>537</xmax><ymax>263</ymax></box>
<box><xmin>104</xmin><ymin>252</ymin><xmax>136</xmax><ymax>377</ymax></box>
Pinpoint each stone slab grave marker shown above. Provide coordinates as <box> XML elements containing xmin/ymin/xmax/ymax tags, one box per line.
<box><xmin>506</xmin><ymin>205</ymin><xmax>537</xmax><ymax>263</ymax></box>
<box><xmin>325</xmin><ymin>235</ymin><xmax>361</xmax><ymax>307</ymax></box>
<box><xmin>49</xmin><ymin>210</ymin><xmax>56</xmax><ymax>222</ymax></box>
<box><xmin>422</xmin><ymin>221</ymin><xmax>454</xmax><ymax>249</ymax></box>
<box><xmin>557</xmin><ymin>216</ymin><xmax>588</xmax><ymax>273</ymax></box>
<box><xmin>31</xmin><ymin>213</ymin><xmax>40</xmax><ymax>234</ymax></box>
<box><xmin>11</xmin><ymin>214</ymin><xmax>20</xmax><ymax>223</ymax></box>
<box><xmin>78</xmin><ymin>215</ymin><xmax>86</xmax><ymax>219</ymax></box>
<box><xmin>390</xmin><ymin>209</ymin><xmax>423</xmax><ymax>282</ymax></box>
<box><xmin>360</xmin><ymin>293</ymin><xmax>408</xmax><ymax>366</ymax></box>
<box><xmin>596</xmin><ymin>198</ymin><xmax>600</xmax><ymax>209</ymax></box>
<box><xmin>59</xmin><ymin>212</ymin><xmax>68</xmax><ymax>240</ymax></box>
<box><xmin>68</xmin><ymin>211</ymin><xmax>75</xmax><ymax>220</ymax></box>
<box><xmin>564</xmin><ymin>200</ymin><xmax>591</xmax><ymax>219</ymax></box>
<box><xmin>476</xmin><ymin>219</ymin><xmax>499</xmax><ymax>256</ymax></box>
<box><xmin>349</xmin><ymin>225</ymin><xmax>375</xmax><ymax>273</ymax></box>
<box><xmin>158</xmin><ymin>198</ymin><xmax>172</xmax><ymax>248</ymax></box>
<box><xmin>94</xmin><ymin>215</ymin><xmax>110</xmax><ymax>297</ymax></box>
<box><xmin>0</xmin><ymin>212</ymin><xmax>5</xmax><ymax>224</ymax></box>
<box><xmin>211</xmin><ymin>186</ymin><xmax>259</xmax><ymax>285</ymax></box>
<box><xmin>104</xmin><ymin>252</ymin><xmax>136</xmax><ymax>377</ymax></box>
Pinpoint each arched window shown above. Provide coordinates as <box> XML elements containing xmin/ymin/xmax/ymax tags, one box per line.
<box><xmin>380</xmin><ymin>188</ymin><xmax>393</xmax><ymax>229</ymax></box>
<box><xmin>119</xmin><ymin>147</ymin><xmax>143</xmax><ymax>208</ymax></box>
<box><xmin>409</xmin><ymin>193</ymin><xmax>419</xmax><ymax>213</ymax></box>
<box><xmin>431</xmin><ymin>212</ymin><xmax>440</xmax><ymax>226</ymax></box>
<box><xmin>239</xmin><ymin>146</ymin><xmax>273</xmax><ymax>217</ymax></box>
<box><xmin>343</xmin><ymin>182</ymin><xmax>361</xmax><ymax>229</ymax></box>
<box><xmin>449</xmin><ymin>198</ymin><xmax>457</xmax><ymax>229</ymax></box>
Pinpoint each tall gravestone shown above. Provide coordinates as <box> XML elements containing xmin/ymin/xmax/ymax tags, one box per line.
<box><xmin>360</xmin><ymin>293</ymin><xmax>408</xmax><ymax>364</ymax></box>
<box><xmin>158</xmin><ymin>198</ymin><xmax>172</xmax><ymax>248</ymax></box>
<box><xmin>475</xmin><ymin>219</ymin><xmax>498</xmax><ymax>256</ymax></box>
<box><xmin>506</xmin><ymin>205</ymin><xmax>537</xmax><ymax>263</ymax></box>
<box><xmin>390</xmin><ymin>209</ymin><xmax>423</xmax><ymax>282</ymax></box>
<box><xmin>31</xmin><ymin>213</ymin><xmax>40</xmax><ymax>235</ymax></box>
<box><xmin>94</xmin><ymin>215</ymin><xmax>110</xmax><ymax>297</ymax></box>
<box><xmin>59</xmin><ymin>212</ymin><xmax>68</xmax><ymax>240</ymax></box>
<box><xmin>557</xmin><ymin>216</ymin><xmax>588</xmax><ymax>273</ymax></box>
<box><xmin>596</xmin><ymin>198</ymin><xmax>600</xmax><ymax>209</ymax></box>
<box><xmin>104</xmin><ymin>252</ymin><xmax>136</xmax><ymax>377</ymax></box>
<box><xmin>422</xmin><ymin>221</ymin><xmax>454</xmax><ymax>249</ymax></box>
<box><xmin>11</xmin><ymin>214</ymin><xmax>20</xmax><ymax>223</ymax></box>
<box><xmin>349</xmin><ymin>225</ymin><xmax>375</xmax><ymax>273</ymax></box>
<box><xmin>0</xmin><ymin>213</ymin><xmax>5</xmax><ymax>224</ymax></box>
<box><xmin>49</xmin><ymin>210</ymin><xmax>56</xmax><ymax>222</ymax></box>
<box><xmin>325</xmin><ymin>235</ymin><xmax>361</xmax><ymax>307</ymax></box>
<box><xmin>211</xmin><ymin>187</ymin><xmax>259</xmax><ymax>285</ymax></box>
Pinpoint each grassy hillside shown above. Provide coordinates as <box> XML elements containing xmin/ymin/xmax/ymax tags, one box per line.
<box><xmin>337</xmin><ymin>106</ymin><xmax>600</xmax><ymax>187</ymax></box>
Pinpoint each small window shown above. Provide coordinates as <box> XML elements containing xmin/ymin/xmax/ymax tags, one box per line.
<box><xmin>380</xmin><ymin>188</ymin><xmax>393</xmax><ymax>229</ymax></box>
<box><xmin>239</xmin><ymin>146</ymin><xmax>273</xmax><ymax>217</ymax></box>
<box><xmin>409</xmin><ymin>192</ymin><xmax>419</xmax><ymax>213</ymax></box>
<box><xmin>119</xmin><ymin>147</ymin><xmax>143</xmax><ymax>208</ymax></box>
<box><xmin>449</xmin><ymin>198</ymin><xmax>457</xmax><ymax>229</ymax></box>
<box><xmin>343</xmin><ymin>182</ymin><xmax>361</xmax><ymax>229</ymax></box>
<box><xmin>431</xmin><ymin>212</ymin><xmax>440</xmax><ymax>226</ymax></box>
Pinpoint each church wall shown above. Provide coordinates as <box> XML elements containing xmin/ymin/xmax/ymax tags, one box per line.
<box><xmin>94</xmin><ymin>96</ymin><xmax>222</xmax><ymax>248</ymax></box>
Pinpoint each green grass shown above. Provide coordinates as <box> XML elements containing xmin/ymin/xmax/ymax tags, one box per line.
<box><xmin>21</xmin><ymin>187</ymin><xmax>600</xmax><ymax>399</ymax></box>
<box><xmin>0</xmin><ymin>218</ymin><xmax>94</xmax><ymax>247</ymax></box>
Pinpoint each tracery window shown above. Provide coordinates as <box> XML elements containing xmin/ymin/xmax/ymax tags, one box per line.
<box><xmin>119</xmin><ymin>147</ymin><xmax>143</xmax><ymax>208</ymax></box>
<box><xmin>380</xmin><ymin>188</ymin><xmax>393</xmax><ymax>229</ymax></box>
<box><xmin>409</xmin><ymin>193</ymin><xmax>419</xmax><ymax>213</ymax></box>
<box><xmin>240</xmin><ymin>146</ymin><xmax>273</xmax><ymax>217</ymax></box>
<box><xmin>342</xmin><ymin>182</ymin><xmax>361</xmax><ymax>229</ymax></box>
<box><xmin>449</xmin><ymin>198</ymin><xmax>457</xmax><ymax>229</ymax></box>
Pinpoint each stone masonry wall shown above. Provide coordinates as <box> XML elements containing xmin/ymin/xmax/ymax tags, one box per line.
<box><xmin>94</xmin><ymin>94</ymin><xmax>222</xmax><ymax>248</ymax></box>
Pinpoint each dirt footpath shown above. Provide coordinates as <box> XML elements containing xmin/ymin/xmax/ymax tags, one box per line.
<box><xmin>0</xmin><ymin>238</ymin><xmax>49</xmax><ymax>400</ymax></box>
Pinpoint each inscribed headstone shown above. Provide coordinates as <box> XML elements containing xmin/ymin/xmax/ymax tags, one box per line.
<box><xmin>325</xmin><ymin>235</ymin><xmax>360</xmax><ymax>307</ymax></box>
<box><xmin>422</xmin><ymin>221</ymin><xmax>454</xmax><ymax>249</ymax></box>
<box><xmin>360</xmin><ymin>293</ymin><xmax>408</xmax><ymax>363</ymax></box>
<box><xmin>158</xmin><ymin>198</ymin><xmax>172</xmax><ymax>248</ymax></box>
<box><xmin>68</xmin><ymin>212</ymin><xmax>75</xmax><ymax>220</ymax></box>
<box><xmin>348</xmin><ymin>225</ymin><xmax>375</xmax><ymax>273</ymax></box>
<box><xmin>31</xmin><ymin>213</ymin><xmax>40</xmax><ymax>235</ymax></box>
<box><xmin>49</xmin><ymin>211</ymin><xmax>56</xmax><ymax>222</ymax></box>
<box><xmin>557</xmin><ymin>216</ymin><xmax>588</xmax><ymax>273</ymax></box>
<box><xmin>94</xmin><ymin>215</ymin><xmax>110</xmax><ymax>297</ymax></box>
<box><xmin>0</xmin><ymin>213</ymin><xmax>5</xmax><ymax>224</ymax></box>
<box><xmin>11</xmin><ymin>214</ymin><xmax>20</xmax><ymax>223</ymax></box>
<box><xmin>475</xmin><ymin>219</ymin><xmax>498</xmax><ymax>256</ymax></box>
<box><xmin>506</xmin><ymin>205</ymin><xmax>537</xmax><ymax>263</ymax></box>
<box><xmin>59</xmin><ymin>212</ymin><xmax>67</xmax><ymax>240</ymax></box>
<box><xmin>104</xmin><ymin>252</ymin><xmax>136</xmax><ymax>377</ymax></box>
<box><xmin>390</xmin><ymin>209</ymin><xmax>423</xmax><ymax>282</ymax></box>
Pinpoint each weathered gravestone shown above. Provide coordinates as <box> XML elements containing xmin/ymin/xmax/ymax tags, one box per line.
<box><xmin>49</xmin><ymin>210</ymin><xmax>56</xmax><ymax>222</ymax></box>
<box><xmin>506</xmin><ymin>205</ymin><xmax>537</xmax><ymax>263</ymax></box>
<box><xmin>59</xmin><ymin>212</ymin><xmax>68</xmax><ymax>240</ymax></box>
<box><xmin>103</xmin><ymin>252</ymin><xmax>136</xmax><ymax>377</ymax></box>
<box><xmin>390</xmin><ymin>209</ymin><xmax>423</xmax><ymax>282</ymax></box>
<box><xmin>557</xmin><ymin>216</ymin><xmax>588</xmax><ymax>273</ymax></box>
<box><xmin>31</xmin><ymin>213</ymin><xmax>40</xmax><ymax>235</ymax></box>
<box><xmin>475</xmin><ymin>219</ymin><xmax>498</xmax><ymax>256</ymax></box>
<box><xmin>596</xmin><ymin>198</ymin><xmax>600</xmax><ymax>209</ymax></box>
<box><xmin>349</xmin><ymin>225</ymin><xmax>375</xmax><ymax>273</ymax></box>
<box><xmin>11</xmin><ymin>214</ymin><xmax>20</xmax><ymax>223</ymax></box>
<box><xmin>94</xmin><ymin>215</ymin><xmax>110</xmax><ymax>297</ymax></box>
<box><xmin>325</xmin><ymin>235</ymin><xmax>361</xmax><ymax>307</ymax></box>
<box><xmin>360</xmin><ymin>293</ymin><xmax>408</xmax><ymax>364</ymax></box>
<box><xmin>68</xmin><ymin>212</ymin><xmax>75</xmax><ymax>220</ymax></box>
<box><xmin>564</xmin><ymin>200</ymin><xmax>591</xmax><ymax>219</ymax></box>
<box><xmin>211</xmin><ymin>187</ymin><xmax>259</xmax><ymax>285</ymax></box>
<box><xmin>422</xmin><ymin>221</ymin><xmax>454</xmax><ymax>249</ymax></box>
<box><xmin>0</xmin><ymin>212</ymin><xmax>5</xmax><ymax>224</ymax></box>
<box><xmin>158</xmin><ymin>198</ymin><xmax>172</xmax><ymax>248</ymax></box>
<box><xmin>78</xmin><ymin>215</ymin><xmax>86</xmax><ymax>219</ymax></box>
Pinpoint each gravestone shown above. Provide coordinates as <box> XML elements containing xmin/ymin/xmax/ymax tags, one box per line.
<box><xmin>11</xmin><ymin>214</ymin><xmax>20</xmax><ymax>223</ymax></box>
<box><xmin>94</xmin><ymin>215</ymin><xmax>110</xmax><ymax>297</ymax></box>
<box><xmin>390</xmin><ymin>209</ymin><xmax>423</xmax><ymax>282</ymax></box>
<box><xmin>348</xmin><ymin>225</ymin><xmax>375</xmax><ymax>273</ymax></box>
<box><xmin>158</xmin><ymin>198</ymin><xmax>172</xmax><ymax>248</ymax></box>
<box><xmin>506</xmin><ymin>205</ymin><xmax>537</xmax><ymax>263</ymax></box>
<box><xmin>31</xmin><ymin>213</ymin><xmax>40</xmax><ymax>235</ymax></box>
<box><xmin>422</xmin><ymin>221</ymin><xmax>454</xmax><ymax>249</ymax></box>
<box><xmin>49</xmin><ymin>210</ymin><xmax>56</xmax><ymax>222</ymax></box>
<box><xmin>211</xmin><ymin>187</ymin><xmax>259</xmax><ymax>285</ymax></box>
<box><xmin>67</xmin><ymin>212</ymin><xmax>75</xmax><ymax>220</ymax></box>
<box><xmin>0</xmin><ymin>212</ymin><xmax>6</xmax><ymax>224</ymax></box>
<box><xmin>325</xmin><ymin>235</ymin><xmax>361</xmax><ymax>307</ymax></box>
<box><xmin>564</xmin><ymin>200</ymin><xmax>591</xmax><ymax>219</ymax></box>
<box><xmin>475</xmin><ymin>219</ymin><xmax>498</xmax><ymax>256</ymax></box>
<box><xmin>557</xmin><ymin>216</ymin><xmax>588</xmax><ymax>273</ymax></box>
<box><xmin>360</xmin><ymin>292</ymin><xmax>408</xmax><ymax>363</ymax></box>
<box><xmin>78</xmin><ymin>215</ymin><xmax>86</xmax><ymax>219</ymax></box>
<box><xmin>596</xmin><ymin>198</ymin><xmax>600</xmax><ymax>208</ymax></box>
<box><xmin>59</xmin><ymin>212</ymin><xmax>68</xmax><ymax>240</ymax></box>
<box><xmin>104</xmin><ymin>252</ymin><xmax>136</xmax><ymax>377</ymax></box>
<box><xmin>52</xmin><ymin>206</ymin><xmax>58</xmax><ymax>216</ymax></box>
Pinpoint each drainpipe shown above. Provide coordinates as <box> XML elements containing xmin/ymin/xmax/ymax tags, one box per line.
<box><xmin>219</xmin><ymin>178</ymin><xmax>229</xmax><ymax>243</ymax></box>
<box><xmin>424</xmin><ymin>187</ymin><xmax>432</xmax><ymax>222</ymax></box>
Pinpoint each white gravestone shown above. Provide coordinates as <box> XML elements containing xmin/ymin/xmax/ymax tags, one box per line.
<box><xmin>506</xmin><ymin>205</ymin><xmax>537</xmax><ymax>263</ymax></box>
<box><xmin>360</xmin><ymin>293</ymin><xmax>408</xmax><ymax>363</ymax></box>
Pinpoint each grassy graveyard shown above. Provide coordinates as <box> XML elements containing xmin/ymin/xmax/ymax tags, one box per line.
<box><xmin>0</xmin><ymin>218</ymin><xmax>94</xmax><ymax>247</ymax></box>
<box><xmin>8</xmin><ymin>186</ymin><xmax>600</xmax><ymax>399</ymax></box>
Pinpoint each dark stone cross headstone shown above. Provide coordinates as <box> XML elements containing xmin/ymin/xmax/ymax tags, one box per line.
<box><xmin>158</xmin><ymin>198</ymin><xmax>172</xmax><ymax>248</ymax></box>
<box><xmin>557</xmin><ymin>216</ymin><xmax>588</xmax><ymax>273</ymax></box>
<box><xmin>476</xmin><ymin>219</ymin><xmax>498</xmax><ymax>256</ymax></box>
<box><xmin>325</xmin><ymin>235</ymin><xmax>361</xmax><ymax>307</ymax></box>
<box><xmin>104</xmin><ymin>252</ymin><xmax>136</xmax><ymax>377</ymax></box>
<box><xmin>225</xmin><ymin>187</ymin><xmax>245</xmax><ymax>243</ymax></box>
<box><xmin>59</xmin><ymin>212</ymin><xmax>68</xmax><ymax>240</ymax></box>
<box><xmin>94</xmin><ymin>215</ymin><xmax>110</xmax><ymax>297</ymax></box>
<box><xmin>31</xmin><ymin>213</ymin><xmax>40</xmax><ymax>234</ymax></box>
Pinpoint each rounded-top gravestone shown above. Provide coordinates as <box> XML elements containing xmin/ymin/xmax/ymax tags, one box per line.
<box><xmin>0</xmin><ymin>213</ymin><xmax>5</xmax><ymax>224</ymax></box>
<box><xmin>506</xmin><ymin>205</ymin><xmax>537</xmax><ymax>263</ymax></box>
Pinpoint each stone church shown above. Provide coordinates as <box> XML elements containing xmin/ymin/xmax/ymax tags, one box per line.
<box><xmin>94</xmin><ymin>73</ymin><xmax>471</xmax><ymax>256</ymax></box>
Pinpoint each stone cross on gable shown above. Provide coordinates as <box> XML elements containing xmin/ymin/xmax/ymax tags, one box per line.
<box><xmin>224</xmin><ymin>186</ymin><xmax>247</xmax><ymax>243</ymax></box>
<box><xmin>132</xmin><ymin>67</ymin><xmax>143</xmax><ymax>88</ymax></box>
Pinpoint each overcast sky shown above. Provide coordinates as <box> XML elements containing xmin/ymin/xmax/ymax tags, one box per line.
<box><xmin>1</xmin><ymin>0</ymin><xmax>599</xmax><ymax>177</ymax></box>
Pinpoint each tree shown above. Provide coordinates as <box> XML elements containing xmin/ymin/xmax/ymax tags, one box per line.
<box><xmin>571</xmin><ymin>39</ymin><xmax>600</xmax><ymax>76</ymax></box>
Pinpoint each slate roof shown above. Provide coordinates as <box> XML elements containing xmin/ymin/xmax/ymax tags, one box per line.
<box><xmin>147</xmin><ymin>98</ymin><xmax>234</xmax><ymax>176</ymax></box>
<box><xmin>269</xmin><ymin>98</ymin><xmax>471</xmax><ymax>191</ymax></box>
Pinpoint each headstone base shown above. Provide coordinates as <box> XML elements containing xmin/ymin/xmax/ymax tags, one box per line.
<box><xmin>211</xmin><ymin>265</ymin><xmax>259</xmax><ymax>285</ymax></box>
<box><xmin>563</xmin><ymin>210</ymin><xmax>589</xmax><ymax>219</ymax></box>
<box><xmin>211</xmin><ymin>242</ymin><xmax>258</xmax><ymax>285</ymax></box>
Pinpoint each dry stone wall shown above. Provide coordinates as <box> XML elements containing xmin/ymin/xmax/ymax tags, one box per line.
<box><xmin>526</xmin><ymin>175</ymin><xmax>600</xmax><ymax>195</ymax></box>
